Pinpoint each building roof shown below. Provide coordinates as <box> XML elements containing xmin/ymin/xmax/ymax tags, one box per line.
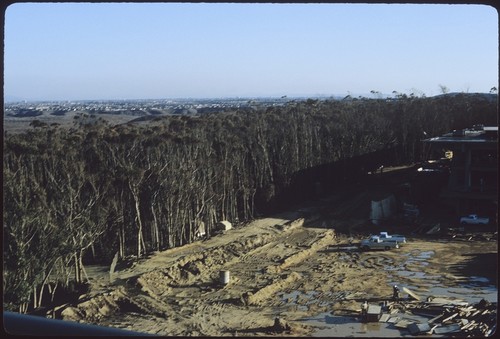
<box><xmin>423</xmin><ymin>126</ymin><xmax>498</xmax><ymax>148</ymax></box>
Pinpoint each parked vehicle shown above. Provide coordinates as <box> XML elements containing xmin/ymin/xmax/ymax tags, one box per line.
<box><xmin>460</xmin><ymin>214</ymin><xmax>489</xmax><ymax>225</ymax></box>
<box><xmin>360</xmin><ymin>236</ymin><xmax>399</xmax><ymax>251</ymax></box>
<box><xmin>379</xmin><ymin>232</ymin><xmax>407</xmax><ymax>244</ymax></box>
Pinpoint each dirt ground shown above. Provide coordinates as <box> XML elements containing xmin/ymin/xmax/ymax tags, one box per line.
<box><xmin>3</xmin><ymin>111</ymin><xmax>139</xmax><ymax>133</ymax></box>
<box><xmin>58</xmin><ymin>194</ymin><xmax>497</xmax><ymax>336</ymax></box>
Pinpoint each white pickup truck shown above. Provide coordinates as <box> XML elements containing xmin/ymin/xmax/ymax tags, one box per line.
<box><xmin>460</xmin><ymin>214</ymin><xmax>489</xmax><ymax>225</ymax></box>
<box><xmin>378</xmin><ymin>232</ymin><xmax>406</xmax><ymax>244</ymax></box>
<box><xmin>360</xmin><ymin>236</ymin><xmax>399</xmax><ymax>251</ymax></box>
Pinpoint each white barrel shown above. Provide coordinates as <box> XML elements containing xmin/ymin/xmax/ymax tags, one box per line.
<box><xmin>219</xmin><ymin>270</ymin><xmax>230</xmax><ymax>285</ymax></box>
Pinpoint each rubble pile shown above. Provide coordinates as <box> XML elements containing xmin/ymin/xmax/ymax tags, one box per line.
<box><xmin>369</xmin><ymin>297</ymin><xmax>497</xmax><ymax>336</ymax></box>
<box><xmin>445</xmin><ymin>230</ymin><xmax>498</xmax><ymax>242</ymax></box>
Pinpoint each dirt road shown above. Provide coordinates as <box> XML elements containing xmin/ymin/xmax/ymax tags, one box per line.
<box><xmin>59</xmin><ymin>208</ymin><xmax>497</xmax><ymax>336</ymax></box>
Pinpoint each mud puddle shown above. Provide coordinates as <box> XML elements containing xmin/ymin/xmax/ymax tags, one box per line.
<box><xmin>301</xmin><ymin>247</ymin><xmax>497</xmax><ymax>337</ymax></box>
<box><xmin>299</xmin><ymin>312</ymin><xmax>417</xmax><ymax>337</ymax></box>
<box><xmin>384</xmin><ymin>248</ymin><xmax>496</xmax><ymax>297</ymax></box>
<box><xmin>301</xmin><ymin>309</ymin><xmax>466</xmax><ymax>337</ymax></box>
<box><xmin>301</xmin><ymin>280</ymin><xmax>497</xmax><ymax>337</ymax></box>
<box><xmin>279</xmin><ymin>290</ymin><xmax>334</xmax><ymax>311</ymax></box>
<box><xmin>427</xmin><ymin>286</ymin><xmax>497</xmax><ymax>303</ymax></box>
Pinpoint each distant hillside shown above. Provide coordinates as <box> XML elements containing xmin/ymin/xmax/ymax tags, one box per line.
<box><xmin>432</xmin><ymin>92</ymin><xmax>497</xmax><ymax>102</ymax></box>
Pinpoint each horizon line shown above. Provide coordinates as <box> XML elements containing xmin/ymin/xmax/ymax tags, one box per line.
<box><xmin>4</xmin><ymin>91</ymin><xmax>497</xmax><ymax>104</ymax></box>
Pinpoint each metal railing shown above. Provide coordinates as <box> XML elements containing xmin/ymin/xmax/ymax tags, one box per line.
<box><xmin>3</xmin><ymin>311</ymin><xmax>157</xmax><ymax>336</ymax></box>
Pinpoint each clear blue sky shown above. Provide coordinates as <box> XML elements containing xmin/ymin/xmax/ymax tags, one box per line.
<box><xmin>4</xmin><ymin>3</ymin><xmax>498</xmax><ymax>101</ymax></box>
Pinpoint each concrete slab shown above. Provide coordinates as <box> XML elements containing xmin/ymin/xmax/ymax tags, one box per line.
<box><xmin>408</xmin><ymin>322</ymin><xmax>431</xmax><ymax>334</ymax></box>
<box><xmin>379</xmin><ymin>314</ymin><xmax>390</xmax><ymax>322</ymax></box>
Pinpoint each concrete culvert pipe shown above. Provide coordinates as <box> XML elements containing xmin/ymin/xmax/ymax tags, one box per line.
<box><xmin>219</xmin><ymin>270</ymin><xmax>230</xmax><ymax>285</ymax></box>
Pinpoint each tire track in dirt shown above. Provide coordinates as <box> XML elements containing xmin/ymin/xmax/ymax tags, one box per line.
<box><xmin>266</xmin><ymin>230</ymin><xmax>336</xmax><ymax>273</ymax></box>
<box><xmin>231</xmin><ymin>229</ymin><xmax>337</xmax><ymax>308</ymax></box>
<box><xmin>243</xmin><ymin>272</ymin><xmax>302</xmax><ymax>306</ymax></box>
<box><xmin>128</xmin><ymin>218</ymin><xmax>335</xmax><ymax>333</ymax></box>
<box><xmin>360</xmin><ymin>255</ymin><xmax>395</xmax><ymax>269</ymax></box>
<box><xmin>70</xmin><ymin>217</ymin><xmax>313</xmax><ymax>328</ymax></box>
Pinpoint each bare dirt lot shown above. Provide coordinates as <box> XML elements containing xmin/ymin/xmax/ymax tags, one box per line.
<box><xmin>59</xmin><ymin>203</ymin><xmax>497</xmax><ymax>336</ymax></box>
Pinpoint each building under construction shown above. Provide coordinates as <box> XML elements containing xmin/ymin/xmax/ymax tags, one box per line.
<box><xmin>423</xmin><ymin>125</ymin><xmax>497</xmax><ymax>224</ymax></box>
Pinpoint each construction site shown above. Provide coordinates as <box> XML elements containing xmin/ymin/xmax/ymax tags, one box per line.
<box><xmin>26</xmin><ymin>163</ymin><xmax>496</xmax><ymax>337</ymax></box>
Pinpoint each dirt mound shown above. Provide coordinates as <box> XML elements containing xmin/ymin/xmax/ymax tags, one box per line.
<box><xmin>244</xmin><ymin>272</ymin><xmax>302</xmax><ymax>306</ymax></box>
<box><xmin>60</xmin><ymin>286</ymin><xmax>144</xmax><ymax>322</ymax></box>
<box><xmin>135</xmin><ymin>229</ymin><xmax>282</xmax><ymax>302</ymax></box>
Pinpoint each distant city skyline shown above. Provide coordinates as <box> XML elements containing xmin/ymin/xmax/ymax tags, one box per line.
<box><xmin>4</xmin><ymin>3</ymin><xmax>498</xmax><ymax>101</ymax></box>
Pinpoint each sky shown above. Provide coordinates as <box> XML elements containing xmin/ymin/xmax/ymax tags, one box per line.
<box><xmin>3</xmin><ymin>2</ymin><xmax>499</xmax><ymax>101</ymax></box>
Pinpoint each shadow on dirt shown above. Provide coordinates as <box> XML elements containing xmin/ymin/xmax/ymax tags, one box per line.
<box><xmin>448</xmin><ymin>252</ymin><xmax>498</xmax><ymax>287</ymax></box>
<box><xmin>321</xmin><ymin>245</ymin><xmax>400</xmax><ymax>253</ymax></box>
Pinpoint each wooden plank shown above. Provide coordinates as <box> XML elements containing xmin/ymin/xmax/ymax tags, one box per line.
<box><xmin>411</xmin><ymin>308</ymin><xmax>442</xmax><ymax>318</ymax></box>
<box><xmin>428</xmin><ymin>313</ymin><xmax>444</xmax><ymax>324</ymax></box>
<box><xmin>427</xmin><ymin>297</ymin><xmax>468</xmax><ymax>306</ymax></box>
<box><xmin>387</xmin><ymin>316</ymin><xmax>400</xmax><ymax>323</ymax></box>
<box><xmin>442</xmin><ymin>313</ymin><xmax>458</xmax><ymax>323</ymax></box>
<box><xmin>426</xmin><ymin>224</ymin><xmax>441</xmax><ymax>235</ymax></box>
<box><xmin>461</xmin><ymin>320</ymin><xmax>474</xmax><ymax>330</ymax></box>
<box><xmin>471</xmin><ymin>310</ymin><xmax>481</xmax><ymax>317</ymax></box>
<box><xmin>402</xmin><ymin>287</ymin><xmax>420</xmax><ymax>301</ymax></box>
<box><xmin>379</xmin><ymin>314</ymin><xmax>390</xmax><ymax>322</ymax></box>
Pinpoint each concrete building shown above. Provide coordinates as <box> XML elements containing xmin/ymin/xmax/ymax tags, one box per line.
<box><xmin>423</xmin><ymin>125</ymin><xmax>498</xmax><ymax>222</ymax></box>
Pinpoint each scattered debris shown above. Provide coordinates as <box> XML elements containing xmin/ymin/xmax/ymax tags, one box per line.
<box><xmin>358</xmin><ymin>297</ymin><xmax>497</xmax><ymax>336</ymax></box>
<box><xmin>444</xmin><ymin>230</ymin><xmax>498</xmax><ymax>242</ymax></box>
<box><xmin>426</xmin><ymin>223</ymin><xmax>440</xmax><ymax>235</ymax></box>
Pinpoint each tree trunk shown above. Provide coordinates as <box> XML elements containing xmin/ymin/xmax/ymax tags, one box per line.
<box><xmin>131</xmin><ymin>187</ymin><xmax>145</xmax><ymax>258</ymax></box>
<box><xmin>74</xmin><ymin>252</ymin><xmax>81</xmax><ymax>284</ymax></box>
<box><xmin>37</xmin><ymin>283</ymin><xmax>45</xmax><ymax>309</ymax></box>
<box><xmin>80</xmin><ymin>249</ymin><xmax>89</xmax><ymax>283</ymax></box>
<box><xmin>20</xmin><ymin>302</ymin><xmax>28</xmax><ymax>314</ymax></box>
<box><xmin>37</xmin><ymin>262</ymin><xmax>55</xmax><ymax>308</ymax></box>
<box><xmin>50</xmin><ymin>282</ymin><xmax>59</xmax><ymax>303</ymax></box>
<box><xmin>33</xmin><ymin>284</ymin><xmax>38</xmax><ymax>309</ymax></box>
<box><xmin>118</xmin><ymin>223</ymin><xmax>125</xmax><ymax>259</ymax></box>
<box><xmin>151</xmin><ymin>203</ymin><xmax>160</xmax><ymax>251</ymax></box>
